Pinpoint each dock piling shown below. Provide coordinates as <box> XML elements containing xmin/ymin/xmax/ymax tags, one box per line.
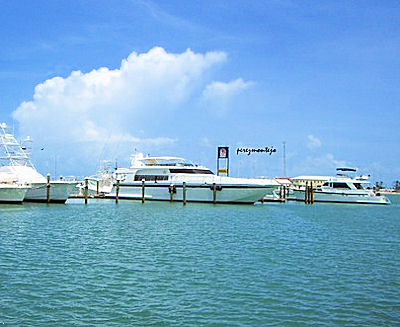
<box><xmin>305</xmin><ymin>182</ymin><xmax>309</xmax><ymax>204</ymax></box>
<box><xmin>212</xmin><ymin>183</ymin><xmax>217</xmax><ymax>204</ymax></box>
<box><xmin>169</xmin><ymin>184</ymin><xmax>174</xmax><ymax>202</ymax></box>
<box><xmin>310</xmin><ymin>182</ymin><xmax>314</xmax><ymax>204</ymax></box>
<box><xmin>141</xmin><ymin>179</ymin><xmax>145</xmax><ymax>203</ymax></box>
<box><xmin>46</xmin><ymin>174</ymin><xmax>51</xmax><ymax>204</ymax></box>
<box><xmin>84</xmin><ymin>178</ymin><xmax>88</xmax><ymax>205</ymax></box>
<box><xmin>115</xmin><ymin>179</ymin><xmax>119</xmax><ymax>204</ymax></box>
<box><xmin>304</xmin><ymin>182</ymin><xmax>314</xmax><ymax>204</ymax></box>
<box><xmin>183</xmin><ymin>182</ymin><xmax>187</xmax><ymax>205</ymax></box>
<box><xmin>96</xmin><ymin>180</ymin><xmax>99</xmax><ymax>196</ymax></box>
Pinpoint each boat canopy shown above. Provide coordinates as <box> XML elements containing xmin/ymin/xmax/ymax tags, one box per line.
<box><xmin>336</xmin><ymin>167</ymin><xmax>357</xmax><ymax>172</ymax></box>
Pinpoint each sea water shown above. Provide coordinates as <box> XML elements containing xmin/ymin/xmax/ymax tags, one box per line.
<box><xmin>1</xmin><ymin>196</ymin><xmax>399</xmax><ymax>326</ymax></box>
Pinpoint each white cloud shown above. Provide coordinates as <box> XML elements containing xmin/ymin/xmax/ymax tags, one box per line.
<box><xmin>201</xmin><ymin>78</ymin><xmax>253</xmax><ymax>114</ymax></box>
<box><xmin>198</xmin><ymin>136</ymin><xmax>213</xmax><ymax>148</ymax></box>
<box><xmin>307</xmin><ymin>134</ymin><xmax>322</xmax><ymax>149</ymax></box>
<box><xmin>12</xmin><ymin>47</ymin><xmax>232</xmax><ymax>174</ymax></box>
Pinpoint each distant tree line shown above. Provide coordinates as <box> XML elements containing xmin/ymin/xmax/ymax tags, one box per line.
<box><xmin>374</xmin><ymin>181</ymin><xmax>400</xmax><ymax>191</ymax></box>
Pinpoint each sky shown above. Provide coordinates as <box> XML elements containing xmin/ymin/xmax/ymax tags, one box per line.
<box><xmin>0</xmin><ymin>0</ymin><xmax>399</xmax><ymax>185</ymax></box>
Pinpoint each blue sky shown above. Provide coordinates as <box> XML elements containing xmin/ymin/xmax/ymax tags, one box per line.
<box><xmin>1</xmin><ymin>0</ymin><xmax>399</xmax><ymax>184</ymax></box>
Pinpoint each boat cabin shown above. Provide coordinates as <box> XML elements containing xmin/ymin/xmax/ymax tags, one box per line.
<box><xmin>322</xmin><ymin>181</ymin><xmax>365</xmax><ymax>190</ymax></box>
<box><xmin>116</xmin><ymin>155</ymin><xmax>214</xmax><ymax>183</ymax></box>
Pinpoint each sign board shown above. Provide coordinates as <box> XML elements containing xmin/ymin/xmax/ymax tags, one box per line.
<box><xmin>217</xmin><ymin>146</ymin><xmax>229</xmax><ymax>176</ymax></box>
<box><xmin>218</xmin><ymin>146</ymin><xmax>229</xmax><ymax>159</ymax></box>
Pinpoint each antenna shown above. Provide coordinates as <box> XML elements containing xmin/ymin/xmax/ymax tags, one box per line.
<box><xmin>282</xmin><ymin>141</ymin><xmax>287</xmax><ymax>176</ymax></box>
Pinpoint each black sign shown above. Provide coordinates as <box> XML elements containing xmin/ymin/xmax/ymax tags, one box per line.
<box><xmin>218</xmin><ymin>146</ymin><xmax>229</xmax><ymax>159</ymax></box>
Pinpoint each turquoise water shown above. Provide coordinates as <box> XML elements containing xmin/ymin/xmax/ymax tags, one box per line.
<box><xmin>1</xmin><ymin>196</ymin><xmax>400</xmax><ymax>326</ymax></box>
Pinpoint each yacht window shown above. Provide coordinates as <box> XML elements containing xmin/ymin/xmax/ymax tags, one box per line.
<box><xmin>354</xmin><ymin>183</ymin><xmax>364</xmax><ymax>190</ymax></box>
<box><xmin>169</xmin><ymin>168</ymin><xmax>214</xmax><ymax>174</ymax></box>
<box><xmin>322</xmin><ymin>182</ymin><xmax>329</xmax><ymax>186</ymax></box>
<box><xmin>332</xmin><ymin>182</ymin><xmax>351</xmax><ymax>189</ymax></box>
<box><xmin>134</xmin><ymin>175</ymin><xmax>168</xmax><ymax>181</ymax></box>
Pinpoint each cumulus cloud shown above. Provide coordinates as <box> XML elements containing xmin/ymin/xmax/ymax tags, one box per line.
<box><xmin>198</xmin><ymin>136</ymin><xmax>213</xmax><ymax>148</ymax></box>
<box><xmin>201</xmin><ymin>78</ymin><xmax>253</xmax><ymax>114</ymax></box>
<box><xmin>307</xmin><ymin>134</ymin><xmax>322</xmax><ymax>149</ymax></box>
<box><xmin>12</xmin><ymin>47</ymin><xmax>234</xmax><ymax>174</ymax></box>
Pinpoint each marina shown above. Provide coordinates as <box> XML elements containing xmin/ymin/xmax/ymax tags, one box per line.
<box><xmin>1</xmin><ymin>1</ymin><xmax>399</xmax><ymax>326</ymax></box>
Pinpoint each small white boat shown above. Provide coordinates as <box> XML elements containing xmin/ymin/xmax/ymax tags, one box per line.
<box><xmin>84</xmin><ymin>160</ymin><xmax>114</xmax><ymax>195</ymax></box>
<box><xmin>108</xmin><ymin>153</ymin><xmax>280</xmax><ymax>204</ymax></box>
<box><xmin>0</xmin><ymin>123</ymin><xmax>77</xmax><ymax>203</ymax></box>
<box><xmin>290</xmin><ymin>169</ymin><xmax>390</xmax><ymax>205</ymax></box>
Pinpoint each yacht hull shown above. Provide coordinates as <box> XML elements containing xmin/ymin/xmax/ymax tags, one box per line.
<box><xmin>107</xmin><ymin>183</ymin><xmax>275</xmax><ymax>204</ymax></box>
<box><xmin>0</xmin><ymin>185</ymin><xmax>29</xmax><ymax>204</ymax></box>
<box><xmin>291</xmin><ymin>189</ymin><xmax>391</xmax><ymax>205</ymax></box>
<box><xmin>24</xmin><ymin>182</ymin><xmax>77</xmax><ymax>203</ymax></box>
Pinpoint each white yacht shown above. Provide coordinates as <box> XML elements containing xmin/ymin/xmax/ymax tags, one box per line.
<box><xmin>0</xmin><ymin>123</ymin><xmax>77</xmax><ymax>203</ymax></box>
<box><xmin>107</xmin><ymin>153</ymin><xmax>280</xmax><ymax>204</ymax></box>
<box><xmin>85</xmin><ymin>160</ymin><xmax>114</xmax><ymax>195</ymax></box>
<box><xmin>290</xmin><ymin>169</ymin><xmax>391</xmax><ymax>205</ymax></box>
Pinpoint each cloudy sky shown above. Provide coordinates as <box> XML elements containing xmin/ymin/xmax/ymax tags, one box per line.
<box><xmin>1</xmin><ymin>0</ymin><xmax>399</xmax><ymax>184</ymax></box>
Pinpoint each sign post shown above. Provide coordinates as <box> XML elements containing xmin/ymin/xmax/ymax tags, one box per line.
<box><xmin>217</xmin><ymin>146</ymin><xmax>229</xmax><ymax>176</ymax></box>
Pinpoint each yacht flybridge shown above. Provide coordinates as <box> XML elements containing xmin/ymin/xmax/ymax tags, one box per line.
<box><xmin>108</xmin><ymin>153</ymin><xmax>280</xmax><ymax>204</ymax></box>
<box><xmin>0</xmin><ymin>123</ymin><xmax>77</xmax><ymax>203</ymax></box>
<box><xmin>291</xmin><ymin>168</ymin><xmax>390</xmax><ymax>205</ymax></box>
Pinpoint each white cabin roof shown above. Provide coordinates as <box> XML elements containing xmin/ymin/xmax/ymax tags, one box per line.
<box><xmin>130</xmin><ymin>153</ymin><xmax>195</xmax><ymax>167</ymax></box>
<box><xmin>291</xmin><ymin>176</ymin><xmax>332</xmax><ymax>181</ymax></box>
<box><xmin>140</xmin><ymin>156</ymin><xmax>185</xmax><ymax>163</ymax></box>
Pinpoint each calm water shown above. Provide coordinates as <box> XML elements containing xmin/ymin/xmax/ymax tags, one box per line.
<box><xmin>1</xmin><ymin>196</ymin><xmax>400</xmax><ymax>326</ymax></box>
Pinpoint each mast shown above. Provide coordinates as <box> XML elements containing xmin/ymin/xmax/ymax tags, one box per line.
<box><xmin>282</xmin><ymin>141</ymin><xmax>286</xmax><ymax>177</ymax></box>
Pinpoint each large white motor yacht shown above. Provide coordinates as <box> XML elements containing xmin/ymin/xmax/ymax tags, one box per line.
<box><xmin>0</xmin><ymin>123</ymin><xmax>77</xmax><ymax>203</ymax></box>
<box><xmin>107</xmin><ymin>153</ymin><xmax>280</xmax><ymax>204</ymax></box>
<box><xmin>290</xmin><ymin>169</ymin><xmax>390</xmax><ymax>205</ymax></box>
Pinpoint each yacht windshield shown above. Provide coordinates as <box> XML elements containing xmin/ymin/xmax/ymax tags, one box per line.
<box><xmin>353</xmin><ymin>183</ymin><xmax>364</xmax><ymax>190</ymax></box>
<box><xmin>170</xmin><ymin>168</ymin><xmax>214</xmax><ymax>175</ymax></box>
<box><xmin>142</xmin><ymin>158</ymin><xmax>195</xmax><ymax>167</ymax></box>
<box><xmin>332</xmin><ymin>182</ymin><xmax>351</xmax><ymax>189</ymax></box>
